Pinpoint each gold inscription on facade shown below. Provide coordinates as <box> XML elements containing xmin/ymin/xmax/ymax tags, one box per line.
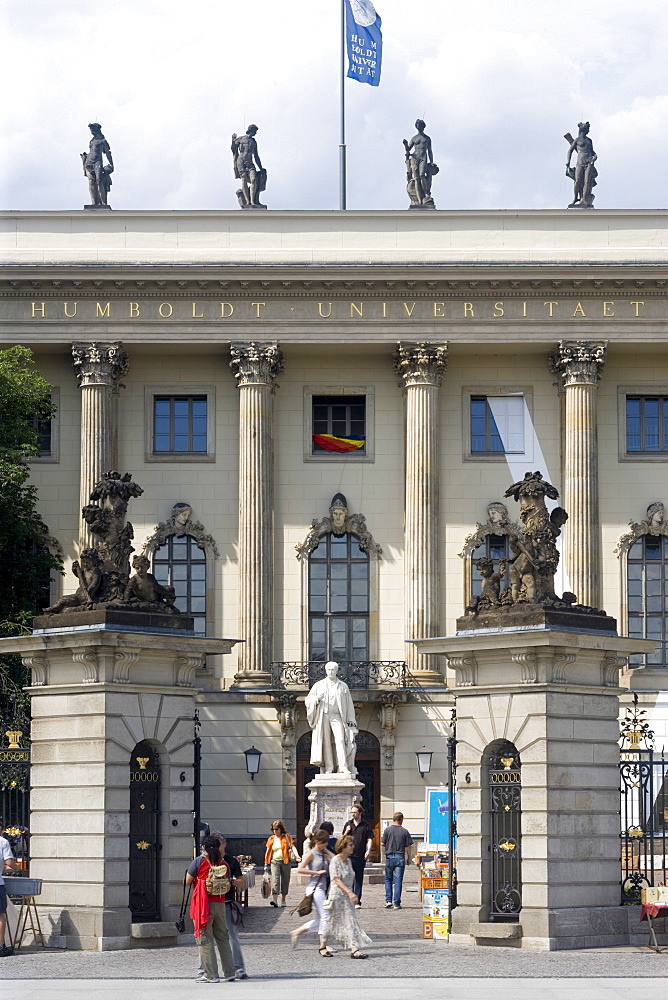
<box><xmin>24</xmin><ymin>298</ymin><xmax>651</xmax><ymax>321</ymax></box>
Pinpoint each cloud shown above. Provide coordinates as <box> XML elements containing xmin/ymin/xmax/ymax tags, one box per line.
<box><xmin>2</xmin><ymin>0</ymin><xmax>668</xmax><ymax>211</ymax></box>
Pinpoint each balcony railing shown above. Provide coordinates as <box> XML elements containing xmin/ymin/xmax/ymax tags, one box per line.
<box><xmin>270</xmin><ymin>660</ymin><xmax>409</xmax><ymax>690</ymax></box>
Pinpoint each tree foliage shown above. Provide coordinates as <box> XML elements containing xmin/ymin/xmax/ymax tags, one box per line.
<box><xmin>0</xmin><ymin>346</ymin><xmax>62</xmax><ymax>721</ymax></box>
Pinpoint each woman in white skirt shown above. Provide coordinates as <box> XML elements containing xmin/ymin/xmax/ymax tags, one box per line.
<box><xmin>324</xmin><ymin>834</ymin><xmax>372</xmax><ymax>959</ymax></box>
<box><xmin>290</xmin><ymin>829</ymin><xmax>333</xmax><ymax>956</ymax></box>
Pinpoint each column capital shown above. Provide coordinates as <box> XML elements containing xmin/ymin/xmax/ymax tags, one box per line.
<box><xmin>548</xmin><ymin>340</ymin><xmax>607</xmax><ymax>387</ymax></box>
<box><xmin>71</xmin><ymin>342</ymin><xmax>128</xmax><ymax>389</ymax></box>
<box><xmin>394</xmin><ymin>342</ymin><xmax>448</xmax><ymax>388</ymax></box>
<box><xmin>230</xmin><ymin>342</ymin><xmax>283</xmax><ymax>389</ymax></box>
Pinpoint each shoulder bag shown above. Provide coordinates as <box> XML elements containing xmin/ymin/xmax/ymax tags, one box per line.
<box><xmin>289</xmin><ymin>871</ymin><xmax>324</xmax><ymax>917</ymax></box>
<box><xmin>175</xmin><ymin>873</ymin><xmax>192</xmax><ymax>933</ymax></box>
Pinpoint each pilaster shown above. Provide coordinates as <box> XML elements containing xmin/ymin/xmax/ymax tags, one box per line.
<box><xmin>71</xmin><ymin>342</ymin><xmax>128</xmax><ymax>549</ymax></box>
<box><xmin>394</xmin><ymin>342</ymin><xmax>447</xmax><ymax>684</ymax></box>
<box><xmin>548</xmin><ymin>341</ymin><xmax>606</xmax><ymax>609</ymax></box>
<box><xmin>230</xmin><ymin>342</ymin><xmax>283</xmax><ymax>686</ymax></box>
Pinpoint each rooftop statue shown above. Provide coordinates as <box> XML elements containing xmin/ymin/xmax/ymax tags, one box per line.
<box><xmin>403</xmin><ymin>119</ymin><xmax>439</xmax><ymax>209</ymax></box>
<box><xmin>44</xmin><ymin>471</ymin><xmax>179</xmax><ymax>617</ymax></box>
<box><xmin>81</xmin><ymin>123</ymin><xmax>114</xmax><ymax>209</ymax></box>
<box><xmin>231</xmin><ymin>124</ymin><xmax>267</xmax><ymax>209</ymax></box>
<box><xmin>461</xmin><ymin>471</ymin><xmax>614</xmax><ymax>629</ymax></box>
<box><xmin>564</xmin><ymin>122</ymin><xmax>597</xmax><ymax>209</ymax></box>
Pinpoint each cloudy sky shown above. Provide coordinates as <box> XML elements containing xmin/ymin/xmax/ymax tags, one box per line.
<box><xmin>2</xmin><ymin>0</ymin><xmax>668</xmax><ymax>212</ymax></box>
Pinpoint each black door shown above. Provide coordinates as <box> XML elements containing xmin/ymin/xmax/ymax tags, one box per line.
<box><xmin>129</xmin><ymin>741</ymin><xmax>161</xmax><ymax>921</ymax></box>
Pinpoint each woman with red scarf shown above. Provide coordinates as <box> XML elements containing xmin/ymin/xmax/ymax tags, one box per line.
<box><xmin>186</xmin><ymin>835</ymin><xmax>236</xmax><ymax>983</ymax></box>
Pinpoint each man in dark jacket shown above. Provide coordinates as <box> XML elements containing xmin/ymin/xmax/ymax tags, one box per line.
<box><xmin>341</xmin><ymin>804</ymin><xmax>373</xmax><ymax>907</ymax></box>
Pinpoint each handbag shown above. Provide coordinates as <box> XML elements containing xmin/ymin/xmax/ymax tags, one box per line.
<box><xmin>261</xmin><ymin>875</ymin><xmax>272</xmax><ymax>899</ymax></box>
<box><xmin>290</xmin><ymin>841</ymin><xmax>301</xmax><ymax>863</ymax></box>
<box><xmin>227</xmin><ymin>899</ymin><xmax>244</xmax><ymax>926</ymax></box>
<box><xmin>289</xmin><ymin>871</ymin><xmax>324</xmax><ymax>916</ymax></box>
<box><xmin>175</xmin><ymin>874</ymin><xmax>192</xmax><ymax>933</ymax></box>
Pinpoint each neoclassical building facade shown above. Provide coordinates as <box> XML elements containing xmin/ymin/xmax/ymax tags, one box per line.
<box><xmin>2</xmin><ymin>208</ymin><xmax>668</xmax><ymax>860</ymax></box>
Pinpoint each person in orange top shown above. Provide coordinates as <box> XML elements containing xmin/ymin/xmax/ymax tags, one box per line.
<box><xmin>264</xmin><ymin>820</ymin><xmax>300</xmax><ymax>907</ymax></box>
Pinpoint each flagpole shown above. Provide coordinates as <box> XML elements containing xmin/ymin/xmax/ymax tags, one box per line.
<box><xmin>339</xmin><ymin>0</ymin><xmax>347</xmax><ymax>210</ymax></box>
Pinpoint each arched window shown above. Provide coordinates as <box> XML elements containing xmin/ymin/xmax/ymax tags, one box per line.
<box><xmin>309</xmin><ymin>532</ymin><xmax>369</xmax><ymax>662</ymax></box>
<box><xmin>144</xmin><ymin>504</ymin><xmax>218</xmax><ymax>638</ymax></box>
<box><xmin>153</xmin><ymin>535</ymin><xmax>207</xmax><ymax>635</ymax></box>
<box><xmin>460</xmin><ymin>501</ymin><xmax>515</xmax><ymax>607</ymax></box>
<box><xmin>627</xmin><ymin>534</ymin><xmax>668</xmax><ymax>667</ymax></box>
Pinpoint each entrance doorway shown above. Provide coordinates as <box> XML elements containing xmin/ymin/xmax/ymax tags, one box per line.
<box><xmin>296</xmin><ymin>730</ymin><xmax>380</xmax><ymax>861</ymax></box>
<box><xmin>129</xmin><ymin>740</ymin><xmax>161</xmax><ymax>921</ymax></box>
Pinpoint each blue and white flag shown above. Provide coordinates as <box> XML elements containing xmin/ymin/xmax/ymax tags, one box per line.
<box><xmin>345</xmin><ymin>1</ymin><xmax>382</xmax><ymax>87</ymax></box>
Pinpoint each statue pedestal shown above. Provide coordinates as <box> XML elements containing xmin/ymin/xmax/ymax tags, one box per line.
<box><xmin>0</xmin><ymin>625</ymin><xmax>238</xmax><ymax>950</ymax></box>
<box><xmin>83</xmin><ymin>204</ymin><xmax>112</xmax><ymax>210</ymax></box>
<box><xmin>414</xmin><ymin>626</ymin><xmax>653</xmax><ymax>950</ymax></box>
<box><xmin>304</xmin><ymin>772</ymin><xmax>365</xmax><ymax>840</ymax></box>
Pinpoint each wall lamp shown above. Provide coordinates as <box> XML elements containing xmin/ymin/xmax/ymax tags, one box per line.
<box><xmin>415</xmin><ymin>746</ymin><xmax>433</xmax><ymax>779</ymax></box>
<box><xmin>243</xmin><ymin>746</ymin><xmax>262</xmax><ymax>780</ymax></box>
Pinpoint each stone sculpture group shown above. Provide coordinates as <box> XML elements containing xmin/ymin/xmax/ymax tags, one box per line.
<box><xmin>81</xmin><ymin>119</ymin><xmax>599</xmax><ymax>210</ymax></box>
<box><xmin>463</xmin><ymin>470</ymin><xmax>612</xmax><ymax>628</ymax></box>
<box><xmin>44</xmin><ymin>471</ymin><xmax>179</xmax><ymax>618</ymax></box>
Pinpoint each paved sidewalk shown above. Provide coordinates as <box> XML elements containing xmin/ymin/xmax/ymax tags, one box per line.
<box><xmin>5</xmin><ymin>977</ymin><xmax>668</xmax><ymax>1000</ymax></box>
<box><xmin>2</xmin><ymin>878</ymin><xmax>666</xmax><ymax>996</ymax></box>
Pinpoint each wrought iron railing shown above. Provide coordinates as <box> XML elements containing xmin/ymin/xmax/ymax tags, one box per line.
<box><xmin>270</xmin><ymin>660</ymin><xmax>410</xmax><ymax>690</ymax></box>
<box><xmin>620</xmin><ymin>695</ymin><xmax>668</xmax><ymax>904</ymax></box>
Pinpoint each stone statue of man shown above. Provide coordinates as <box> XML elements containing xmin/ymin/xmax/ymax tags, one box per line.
<box><xmin>403</xmin><ymin>119</ymin><xmax>438</xmax><ymax>209</ymax></box>
<box><xmin>81</xmin><ymin>123</ymin><xmax>114</xmax><ymax>207</ymax></box>
<box><xmin>305</xmin><ymin>661</ymin><xmax>358</xmax><ymax>776</ymax></box>
<box><xmin>231</xmin><ymin>124</ymin><xmax>267</xmax><ymax>209</ymax></box>
<box><xmin>565</xmin><ymin>122</ymin><xmax>597</xmax><ymax>209</ymax></box>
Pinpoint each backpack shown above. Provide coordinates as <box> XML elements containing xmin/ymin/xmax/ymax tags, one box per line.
<box><xmin>205</xmin><ymin>862</ymin><xmax>231</xmax><ymax>897</ymax></box>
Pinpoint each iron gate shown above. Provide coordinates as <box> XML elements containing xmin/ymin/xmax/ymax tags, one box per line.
<box><xmin>487</xmin><ymin>740</ymin><xmax>522</xmax><ymax>921</ymax></box>
<box><xmin>129</xmin><ymin>741</ymin><xmax>161</xmax><ymax>921</ymax></box>
<box><xmin>0</xmin><ymin>728</ymin><xmax>30</xmax><ymax>867</ymax></box>
<box><xmin>620</xmin><ymin>695</ymin><xmax>668</xmax><ymax>904</ymax></box>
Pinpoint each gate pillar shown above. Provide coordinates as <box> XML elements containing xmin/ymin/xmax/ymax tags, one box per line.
<box><xmin>0</xmin><ymin>628</ymin><xmax>238</xmax><ymax>951</ymax></box>
<box><xmin>415</xmin><ymin>628</ymin><xmax>651</xmax><ymax>950</ymax></box>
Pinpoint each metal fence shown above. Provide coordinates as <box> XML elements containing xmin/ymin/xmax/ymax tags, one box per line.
<box><xmin>620</xmin><ymin>695</ymin><xmax>668</xmax><ymax>904</ymax></box>
<box><xmin>270</xmin><ymin>660</ymin><xmax>409</xmax><ymax>690</ymax></box>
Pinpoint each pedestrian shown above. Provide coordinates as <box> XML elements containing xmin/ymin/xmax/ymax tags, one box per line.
<box><xmin>210</xmin><ymin>832</ymin><xmax>249</xmax><ymax>981</ymax></box>
<box><xmin>381</xmin><ymin>812</ymin><xmax>414</xmax><ymax>909</ymax></box>
<box><xmin>324</xmin><ymin>834</ymin><xmax>371</xmax><ymax>959</ymax></box>
<box><xmin>290</xmin><ymin>828</ymin><xmax>333</xmax><ymax>955</ymax></box>
<box><xmin>264</xmin><ymin>820</ymin><xmax>300</xmax><ymax>907</ymax></box>
<box><xmin>0</xmin><ymin>821</ymin><xmax>18</xmax><ymax>958</ymax></box>
<box><xmin>186</xmin><ymin>835</ymin><xmax>236</xmax><ymax>983</ymax></box>
<box><xmin>341</xmin><ymin>804</ymin><xmax>373</xmax><ymax>907</ymax></box>
<box><xmin>318</xmin><ymin>821</ymin><xmax>337</xmax><ymax>853</ymax></box>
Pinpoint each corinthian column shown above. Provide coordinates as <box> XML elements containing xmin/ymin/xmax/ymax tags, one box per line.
<box><xmin>549</xmin><ymin>340</ymin><xmax>607</xmax><ymax>609</ymax></box>
<box><xmin>230</xmin><ymin>342</ymin><xmax>283</xmax><ymax>686</ymax></box>
<box><xmin>72</xmin><ymin>342</ymin><xmax>128</xmax><ymax>549</ymax></box>
<box><xmin>394</xmin><ymin>343</ymin><xmax>448</xmax><ymax>684</ymax></box>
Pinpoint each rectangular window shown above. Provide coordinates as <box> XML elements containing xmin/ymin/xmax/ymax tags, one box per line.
<box><xmin>626</xmin><ymin>396</ymin><xmax>668</xmax><ymax>453</ymax></box>
<box><xmin>153</xmin><ymin>396</ymin><xmax>207</xmax><ymax>454</ymax></box>
<box><xmin>32</xmin><ymin>414</ymin><xmax>52</xmax><ymax>457</ymax></box>
<box><xmin>470</xmin><ymin>395</ymin><xmax>525</xmax><ymax>455</ymax></box>
<box><xmin>312</xmin><ymin>394</ymin><xmax>366</xmax><ymax>455</ymax></box>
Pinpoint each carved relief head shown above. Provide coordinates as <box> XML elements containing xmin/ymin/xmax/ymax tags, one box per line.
<box><xmin>172</xmin><ymin>502</ymin><xmax>193</xmax><ymax>527</ymax></box>
<box><xmin>132</xmin><ymin>554</ymin><xmax>150</xmax><ymax>575</ymax></box>
<box><xmin>487</xmin><ymin>502</ymin><xmax>510</xmax><ymax>526</ymax></box>
<box><xmin>329</xmin><ymin>493</ymin><xmax>349</xmax><ymax>533</ymax></box>
<box><xmin>647</xmin><ymin>501</ymin><xmax>665</xmax><ymax>528</ymax></box>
